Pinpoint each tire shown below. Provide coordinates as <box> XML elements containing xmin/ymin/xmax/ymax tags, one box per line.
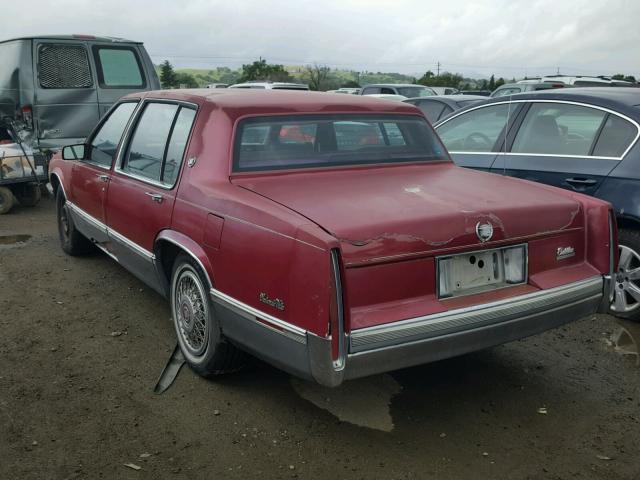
<box><xmin>170</xmin><ymin>253</ymin><xmax>245</xmax><ymax>377</ymax></box>
<box><xmin>0</xmin><ymin>186</ymin><xmax>14</xmax><ymax>214</ymax></box>
<box><xmin>16</xmin><ymin>184</ymin><xmax>42</xmax><ymax>207</ymax></box>
<box><xmin>56</xmin><ymin>189</ymin><xmax>92</xmax><ymax>255</ymax></box>
<box><xmin>610</xmin><ymin>228</ymin><xmax>640</xmax><ymax>322</ymax></box>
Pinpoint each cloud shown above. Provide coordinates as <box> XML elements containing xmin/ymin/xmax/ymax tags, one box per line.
<box><xmin>2</xmin><ymin>0</ymin><xmax>639</xmax><ymax>78</ymax></box>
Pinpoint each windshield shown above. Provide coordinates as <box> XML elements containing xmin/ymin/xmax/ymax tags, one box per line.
<box><xmin>396</xmin><ymin>86</ymin><xmax>434</xmax><ymax>98</ymax></box>
<box><xmin>233</xmin><ymin>114</ymin><xmax>448</xmax><ymax>172</ymax></box>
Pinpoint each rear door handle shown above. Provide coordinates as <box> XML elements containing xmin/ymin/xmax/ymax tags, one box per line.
<box><xmin>565</xmin><ymin>177</ymin><xmax>597</xmax><ymax>186</ymax></box>
<box><xmin>145</xmin><ymin>192</ymin><xmax>164</xmax><ymax>203</ymax></box>
<box><xmin>96</xmin><ymin>174</ymin><xmax>109</xmax><ymax>182</ymax></box>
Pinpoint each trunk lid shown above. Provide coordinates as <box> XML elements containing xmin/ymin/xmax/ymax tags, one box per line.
<box><xmin>232</xmin><ymin>163</ymin><xmax>582</xmax><ymax>265</ymax></box>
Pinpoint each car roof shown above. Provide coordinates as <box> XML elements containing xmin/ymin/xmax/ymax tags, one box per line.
<box><xmin>0</xmin><ymin>34</ymin><xmax>141</xmax><ymax>44</ymax></box>
<box><xmin>126</xmin><ymin>89</ymin><xmax>422</xmax><ymax>121</ymax></box>
<box><xmin>439</xmin><ymin>87</ymin><xmax>640</xmax><ymax>123</ymax></box>
<box><xmin>362</xmin><ymin>84</ymin><xmax>429</xmax><ymax>88</ymax></box>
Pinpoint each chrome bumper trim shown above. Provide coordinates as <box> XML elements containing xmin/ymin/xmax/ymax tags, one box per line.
<box><xmin>350</xmin><ymin>276</ymin><xmax>603</xmax><ymax>353</ymax></box>
<box><xmin>210</xmin><ymin>288</ymin><xmax>307</xmax><ymax>344</ymax></box>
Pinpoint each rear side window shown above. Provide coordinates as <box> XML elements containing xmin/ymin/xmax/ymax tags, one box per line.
<box><xmin>416</xmin><ymin>100</ymin><xmax>446</xmax><ymax>123</ymax></box>
<box><xmin>512</xmin><ymin>103</ymin><xmax>606</xmax><ymax>156</ymax></box>
<box><xmin>361</xmin><ymin>87</ymin><xmax>380</xmax><ymax>95</ymax></box>
<box><xmin>234</xmin><ymin>114</ymin><xmax>448</xmax><ymax>172</ymax></box>
<box><xmin>163</xmin><ymin>108</ymin><xmax>197</xmax><ymax>186</ymax></box>
<box><xmin>437</xmin><ymin>104</ymin><xmax>510</xmax><ymax>152</ymax></box>
<box><xmin>89</xmin><ymin>102</ymin><xmax>137</xmax><ymax>167</ymax></box>
<box><xmin>93</xmin><ymin>46</ymin><xmax>145</xmax><ymax>88</ymax></box>
<box><xmin>123</xmin><ymin>103</ymin><xmax>196</xmax><ymax>186</ymax></box>
<box><xmin>124</xmin><ymin>103</ymin><xmax>178</xmax><ymax>182</ymax></box>
<box><xmin>38</xmin><ymin>44</ymin><xmax>92</xmax><ymax>89</ymax></box>
<box><xmin>592</xmin><ymin>115</ymin><xmax>637</xmax><ymax>157</ymax></box>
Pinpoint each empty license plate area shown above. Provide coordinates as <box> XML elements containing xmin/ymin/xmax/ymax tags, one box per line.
<box><xmin>438</xmin><ymin>244</ymin><xmax>527</xmax><ymax>299</ymax></box>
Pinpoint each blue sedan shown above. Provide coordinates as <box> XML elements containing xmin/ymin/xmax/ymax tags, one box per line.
<box><xmin>434</xmin><ymin>87</ymin><xmax>640</xmax><ymax>320</ymax></box>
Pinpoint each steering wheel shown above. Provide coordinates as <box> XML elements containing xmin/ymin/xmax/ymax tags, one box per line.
<box><xmin>463</xmin><ymin>132</ymin><xmax>493</xmax><ymax>150</ymax></box>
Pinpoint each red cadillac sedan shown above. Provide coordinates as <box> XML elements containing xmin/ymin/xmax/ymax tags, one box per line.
<box><xmin>48</xmin><ymin>90</ymin><xmax>615</xmax><ymax>387</ymax></box>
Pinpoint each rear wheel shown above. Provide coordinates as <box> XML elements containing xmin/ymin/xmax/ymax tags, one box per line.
<box><xmin>0</xmin><ymin>186</ymin><xmax>14</xmax><ymax>214</ymax></box>
<box><xmin>56</xmin><ymin>189</ymin><xmax>91</xmax><ymax>255</ymax></box>
<box><xmin>610</xmin><ymin>228</ymin><xmax>640</xmax><ymax>322</ymax></box>
<box><xmin>170</xmin><ymin>253</ymin><xmax>245</xmax><ymax>377</ymax></box>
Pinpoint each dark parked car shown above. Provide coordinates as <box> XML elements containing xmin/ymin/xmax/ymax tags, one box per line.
<box><xmin>434</xmin><ymin>87</ymin><xmax>640</xmax><ymax>319</ymax></box>
<box><xmin>403</xmin><ymin>95</ymin><xmax>487</xmax><ymax>123</ymax></box>
<box><xmin>490</xmin><ymin>82</ymin><xmax>566</xmax><ymax>98</ymax></box>
<box><xmin>48</xmin><ymin>90</ymin><xmax>613</xmax><ymax>386</ymax></box>
<box><xmin>360</xmin><ymin>84</ymin><xmax>436</xmax><ymax>97</ymax></box>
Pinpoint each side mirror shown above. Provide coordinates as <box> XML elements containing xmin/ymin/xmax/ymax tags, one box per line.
<box><xmin>62</xmin><ymin>144</ymin><xmax>86</xmax><ymax>160</ymax></box>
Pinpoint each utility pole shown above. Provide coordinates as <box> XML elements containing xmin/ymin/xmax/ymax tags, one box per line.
<box><xmin>436</xmin><ymin>61</ymin><xmax>441</xmax><ymax>76</ymax></box>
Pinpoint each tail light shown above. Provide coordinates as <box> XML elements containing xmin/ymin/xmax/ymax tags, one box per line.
<box><xmin>21</xmin><ymin>105</ymin><xmax>33</xmax><ymax>130</ymax></box>
<box><xmin>329</xmin><ymin>249</ymin><xmax>346</xmax><ymax>369</ymax></box>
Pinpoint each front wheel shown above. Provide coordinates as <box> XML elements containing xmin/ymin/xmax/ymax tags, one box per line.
<box><xmin>610</xmin><ymin>228</ymin><xmax>640</xmax><ymax>322</ymax></box>
<box><xmin>56</xmin><ymin>189</ymin><xmax>92</xmax><ymax>255</ymax></box>
<box><xmin>0</xmin><ymin>186</ymin><xmax>14</xmax><ymax>214</ymax></box>
<box><xmin>170</xmin><ymin>253</ymin><xmax>245</xmax><ymax>377</ymax></box>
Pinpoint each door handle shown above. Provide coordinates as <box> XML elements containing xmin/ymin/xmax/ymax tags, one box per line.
<box><xmin>96</xmin><ymin>174</ymin><xmax>109</xmax><ymax>182</ymax></box>
<box><xmin>565</xmin><ymin>177</ymin><xmax>597</xmax><ymax>186</ymax></box>
<box><xmin>145</xmin><ymin>192</ymin><xmax>164</xmax><ymax>203</ymax></box>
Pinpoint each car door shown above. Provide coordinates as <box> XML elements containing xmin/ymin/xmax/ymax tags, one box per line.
<box><xmin>33</xmin><ymin>39</ymin><xmax>101</xmax><ymax>148</ymax></box>
<box><xmin>89</xmin><ymin>43</ymin><xmax>149</xmax><ymax>118</ymax></box>
<box><xmin>435</xmin><ymin>102</ymin><xmax>524</xmax><ymax>172</ymax></box>
<box><xmin>68</xmin><ymin>101</ymin><xmax>138</xmax><ymax>244</ymax></box>
<box><xmin>492</xmin><ymin>101</ymin><xmax>634</xmax><ymax>196</ymax></box>
<box><xmin>105</xmin><ymin>101</ymin><xmax>197</xmax><ymax>290</ymax></box>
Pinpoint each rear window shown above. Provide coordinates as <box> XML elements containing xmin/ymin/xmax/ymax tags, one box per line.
<box><xmin>93</xmin><ymin>46</ymin><xmax>145</xmax><ymax>88</ymax></box>
<box><xmin>234</xmin><ymin>114</ymin><xmax>448</xmax><ymax>172</ymax></box>
<box><xmin>38</xmin><ymin>44</ymin><xmax>92</xmax><ymax>89</ymax></box>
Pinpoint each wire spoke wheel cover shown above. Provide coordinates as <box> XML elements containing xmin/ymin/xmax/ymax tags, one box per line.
<box><xmin>173</xmin><ymin>267</ymin><xmax>210</xmax><ymax>358</ymax></box>
<box><xmin>612</xmin><ymin>244</ymin><xmax>640</xmax><ymax>314</ymax></box>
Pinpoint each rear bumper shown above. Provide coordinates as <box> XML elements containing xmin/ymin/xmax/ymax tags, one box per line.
<box><xmin>212</xmin><ymin>276</ymin><xmax>604</xmax><ymax>387</ymax></box>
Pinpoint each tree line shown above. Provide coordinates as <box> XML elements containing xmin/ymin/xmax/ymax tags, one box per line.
<box><xmin>159</xmin><ymin>59</ymin><xmax>637</xmax><ymax>92</ymax></box>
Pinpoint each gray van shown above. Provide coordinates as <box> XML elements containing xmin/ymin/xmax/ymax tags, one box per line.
<box><xmin>0</xmin><ymin>34</ymin><xmax>160</xmax><ymax>151</ymax></box>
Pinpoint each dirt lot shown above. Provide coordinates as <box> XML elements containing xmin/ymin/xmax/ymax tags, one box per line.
<box><xmin>1</xmin><ymin>197</ymin><xmax>639</xmax><ymax>480</ymax></box>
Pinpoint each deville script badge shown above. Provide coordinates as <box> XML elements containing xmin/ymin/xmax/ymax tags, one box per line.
<box><xmin>259</xmin><ymin>292</ymin><xmax>285</xmax><ymax>311</ymax></box>
<box><xmin>556</xmin><ymin>246</ymin><xmax>575</xmax><ymax>260</ymax></box>
<box><xmin>475</xmin><ymin>222</ymin><xmax>494</xmax><ymax>243</ymax></box>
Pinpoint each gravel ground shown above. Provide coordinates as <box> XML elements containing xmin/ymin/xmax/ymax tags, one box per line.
<box><xmin>1</xmin><ymin>197</ymin><xmax>639</xmax><ymax>480</ymax></box>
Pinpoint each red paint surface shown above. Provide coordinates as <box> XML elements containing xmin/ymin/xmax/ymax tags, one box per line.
<box><xmin>50</xmin><ymin>90</ymin><xmax>614</xmax><ymax>337</ymax></box>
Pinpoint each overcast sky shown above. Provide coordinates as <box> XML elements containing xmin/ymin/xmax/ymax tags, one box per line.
<box><xmin>5</xmin><ymin>0</ymin><xmax>639</xmax><ymax>79</ymax></box>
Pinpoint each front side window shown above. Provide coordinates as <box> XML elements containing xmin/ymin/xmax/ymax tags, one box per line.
<box><xmin>93</xmin><ymin>46</ymin><xmax>145</xmax><ymax>88</ymax></box>
<box><xmin>362</xmin><ymin>87</ymin><xmax>380</xmax><ymax>95</ymax></box>
<box><xmin>234</xmin><ymin>114</ymin><xmax>448</xmax><ymax>172</ymax></box>
<box><xmin>511</xmin><ymin>103</ymin><xmax>606</xmax><ymax>156</ymax></box>
<box><xmin>123</xmin><ymin>103</ymin><xmax>178</xmax><ymax>182</ymax></box>
<box><xmin>38</xmin><ymin>44</ymin><xmax>92</xmax><ymax>89</ymax></box>
<box><xmin>437</xmin><ymin>104</ymin><xmax>510</xmax><ymax>152</ymax></box>
<box><xmin>89</xmin><ymin>102</ymin><xmax>137</xmax><ymax>167</ymax></box>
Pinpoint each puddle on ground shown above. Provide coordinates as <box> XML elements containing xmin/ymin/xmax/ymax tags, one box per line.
<box><xmin>291</xmin><ymin>374</ymin><xmax>402</xmax><ymax>432</ymax></box>
<box><xmin>0</xmin><ymin>234</ymin><xmax>31</xmax><ymax>246</ymax></box>
<box><xmin>604</xmin><ymin>320</ymin><xmax>640</xmax><ymax>366</ymax></box>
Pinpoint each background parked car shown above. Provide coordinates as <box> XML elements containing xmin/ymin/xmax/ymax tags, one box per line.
<box><xmin>491</xmin><ymin>82</ymin><xmax>566</xmax><ymax>98</ymax></box>
<box><xmin>428</xmin><ymin>86</ymin><xmax>460</xmax><ymax>95</ymax></box>
<box><xmin>434</xmin><ymin>87</ymin><xmax>640</xmax><ymax>319</ymax></box>
<box><xmin>459</xmin><ymin>90</ymin><xmax>492</xmax><ymax>96</ymax></box>
<box><xmin>228</xmin><ymin>81</ymin><xmax>309</xmax><ymax>90</ymax></box>
<box><xmin>0</xmin><ymin>34</ymin><xmax>160</xmax><ymax>151</ymax></box>
<box><xmin>403</xmin><ymin>95</ymin><xmax>486</xmax><ymax>123</ymax></box>
<box><xmin>360</xmin><ymin>84</ymin><xmax>436</xmax><ymax>97</ymax></box>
